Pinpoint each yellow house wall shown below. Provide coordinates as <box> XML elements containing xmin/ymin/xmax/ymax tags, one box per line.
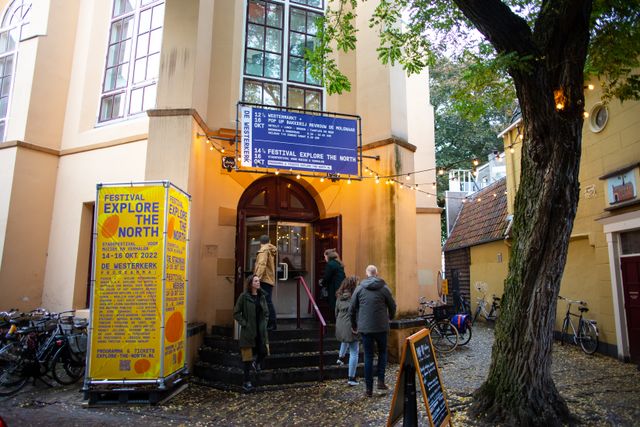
<box><xmin>42</xmin><ymin>142</ymin><xmax>148</xmax><ymax>312</ymax></box>
<box><xmin>499</xmin><ymin>78</ymin><xmax>640</xmax><ymax>355</ymax></box>
<box><xmin>0</xmin><ymin>147</ymin><xmax>16</xmax><ymax>265</ymax></box>
<box><xmin>0</xmin><ymin>147</ymin><xmax>58</xmax><ymax>310</ymax></box>
<box><xmin>469</xmin><ymin>240</ymin><xmax>510</xmax><ymax>313</ymax></box>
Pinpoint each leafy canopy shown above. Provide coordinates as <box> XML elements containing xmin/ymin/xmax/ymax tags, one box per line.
<box><xmin>309</xmin><ymin>0</ymin><xmax>640</xmax><ymax>103</ymax></box>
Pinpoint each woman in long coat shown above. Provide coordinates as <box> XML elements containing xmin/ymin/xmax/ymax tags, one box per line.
<box><xmin>322</xmin><ymin>249</ymin><xmax>346</xmax><ymax>314</ymax></box>
<box><xmin>233</xmin><ymin>274</ymin><xmax>269</xmax><ymax>392</ymax></box>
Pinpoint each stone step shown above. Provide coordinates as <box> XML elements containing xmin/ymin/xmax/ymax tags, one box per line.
<box><xmin>194</xmin><ymin>361</ymin><xmax>364</xmax><ymax>390</ymax></box>
<box><xmin>199</xmin><ymin>346</ymin><xmax>363</xmax><ymax>369</ymax></box>
<box><xmin>203</xmin><ymin>335</ymin><xmax>344</xmax><ymax>354</ymax></box>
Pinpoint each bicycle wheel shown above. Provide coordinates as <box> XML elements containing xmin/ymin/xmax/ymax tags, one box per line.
<box><xmin>578</xmin><ymin>321</ymin><xmax>599</xmax><ymax>355</ymax></box>
<box><xmin>457</xmin><ymin>318</ymin><xmax>473</xmax><ymax>346</ymax></box>
<box><xmin>473</xmin><ymin>305</ymin><xmax>481</xmax><ymax>324</ymax></box>
<box><xmin>0</xmin><ymin>342</ymin><xmax>28</xmax><ymax>396</ymax></box>
<box><xmin>430</xmin><ymin>320</ymin><xmax>459</xmax><ymax>354</ymax></box>
<box><xmin>51</xmin><ymin>345</ymin><xmax>85</xmax><ymax>385</ymax></box>
<box><xmin>560</xmin><ymin>317</ymin><xmax>569</xmax><ymax>346</ymax></box>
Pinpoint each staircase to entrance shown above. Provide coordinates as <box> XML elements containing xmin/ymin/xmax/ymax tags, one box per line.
<box><xmin>194</xmin><ymin>319</ymin><xmax>363</xmax><ymax>392</ymax></box>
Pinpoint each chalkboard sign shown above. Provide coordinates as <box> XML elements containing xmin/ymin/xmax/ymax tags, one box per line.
<box><xmin>387</xmin><ymin>329</ymin><xmax>451</xmax><ymax>427</ymax></box>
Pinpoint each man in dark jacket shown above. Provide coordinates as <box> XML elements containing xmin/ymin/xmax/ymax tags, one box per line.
<box><xmin>350</xmin><ymin>265</ymin><xmax>396</xmax><ymax>397</ymax></box>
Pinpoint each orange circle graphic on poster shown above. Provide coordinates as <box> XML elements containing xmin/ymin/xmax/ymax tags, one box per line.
<box><xmin>167</xmin><ymin>217</ymin><xmax>175</xmax><ymax>240</ymax></box>
<box><xmin>101</xmin><ymin>215</ymin><xmax>119</xmax><ymax>238</ymax></box>
<box><xmin>134</xmin><ymin>358</ymin><xmax>151</xmax><ymax>374</ymax></box>
<box><xmin>165</xmin><ymin>311</ymin><xmax>184</xmax><ymax>343</ymax></box>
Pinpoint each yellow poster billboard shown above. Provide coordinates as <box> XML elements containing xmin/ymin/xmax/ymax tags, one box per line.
<box><xmin>87</xmin><ymin>182</ymin><xmax>190</xmax><ymax>385</ymax></box>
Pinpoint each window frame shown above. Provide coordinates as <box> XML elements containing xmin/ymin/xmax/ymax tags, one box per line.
<box><xmin>0</xmin><ymin>0</ymin><xmax>31</xmax><ymax>142</ymax></box>
<box><xmin>241</xmin><ymin>0</ymin><xmax>324</xmax><ymax>111</ymax></box>
<box><xmin>243</xmin><ymin>0</ymin><xmax>284</xmax><ymax>80</ymax></box>
<box><xmin>97</xmin><ymin>0</ymin><xmax>164</xmax><ymax>125</ymax></box>
<box><xmin>286</xmin><ymin>84</ymin><xmax>322</xmax><ymax>111</ymax></box>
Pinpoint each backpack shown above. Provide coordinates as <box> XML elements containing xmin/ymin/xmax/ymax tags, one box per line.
<box><xmin>451</xmin><ymin>314</ymin><xmax>469</xmax><ymax>333</ymax></box>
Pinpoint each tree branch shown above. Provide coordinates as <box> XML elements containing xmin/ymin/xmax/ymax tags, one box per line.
<box><xmin>452</xmin><ymin>0</ymin><xmax>537</xmax><ymax>57</ymax></box>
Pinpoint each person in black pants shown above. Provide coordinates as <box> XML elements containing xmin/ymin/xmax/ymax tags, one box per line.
<box><xmin>350</xmin><ymin>265</ymin><xmax>396</xmax><ymax>397</ymax></box>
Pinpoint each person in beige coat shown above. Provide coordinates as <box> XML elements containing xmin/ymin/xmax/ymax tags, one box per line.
<box><xmin>254</xmin><ymin>234</ymin><xmax>278</xmax><ymax>330</ymax></box>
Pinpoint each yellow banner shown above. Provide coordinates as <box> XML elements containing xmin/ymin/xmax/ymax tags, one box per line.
<box><xmin>163</xmin><ymin>187</ymin><xmax>189</xmax><ymax>376</ymax></box>
<box><xmin>90</xmin><ymin>185</ymin><xmax>166</xmax><ymax>380</ymax></box>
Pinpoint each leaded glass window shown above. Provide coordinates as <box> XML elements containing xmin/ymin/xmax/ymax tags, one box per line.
<box><xmin>242</xmin><ymin>0</ymin><xmax>323</xmax><ymax>110</ymax></box>
<box><xmin>99</xmin><ymin>0</ymin><xmax>164</xmax><ymax>123</ymax></box>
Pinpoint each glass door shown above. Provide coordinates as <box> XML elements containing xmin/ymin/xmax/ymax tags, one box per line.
<box><xmin>244</xmin><ymin>216</ymin><xmax>273</xmax><ymax>283</ymax></box>
<box><xmin>275</xmin><ymin>222</ymin><xmax>313</xmax><ymax>318</ymax></box>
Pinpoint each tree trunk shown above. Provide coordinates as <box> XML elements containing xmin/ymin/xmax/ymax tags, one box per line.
<box><xmin>451</xmin><ymin>1</ymin><xmax>593</xmax><ymax>425</ymax></box>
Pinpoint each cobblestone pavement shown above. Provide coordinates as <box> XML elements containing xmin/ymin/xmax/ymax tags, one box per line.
<box><xmin>1</xmin><ymin>323</ymin><xmax>639</xmax><ymax>426</ymax></box>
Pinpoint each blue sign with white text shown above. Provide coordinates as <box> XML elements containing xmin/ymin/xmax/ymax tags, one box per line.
<box><xmin>240</xmin><ymin>106</ymin><xmax>359</xmax><ymax>175</ymax></box>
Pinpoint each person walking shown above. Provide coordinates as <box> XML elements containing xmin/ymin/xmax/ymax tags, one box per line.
<box><xmin>350</xmin><ymin>265</ymin><xmax>396</xmax><ymax>397</ymax></box>
<box><xmin>322</xmin><ymin>249</ymin><xmax>346</xmax><ymax>315</ymax></box>
<box><xmin>335</xmin><ymin>276</ymin><xmax>360</xmax><ymax>386</ymax></box>
<box><xmin>254</xmin><ymin>234</ymin><xmax>278</xmax><ymax>330</ymax></box>
<box><xmin>233</xmin><ymin>274</ymin><xmax>269</xmax><ymax>392</ymax></box>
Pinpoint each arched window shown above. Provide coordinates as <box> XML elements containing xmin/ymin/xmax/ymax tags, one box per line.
<box><xmin>98</xmin><ymin>0</ymin><xmax>164</xmax><ymax>123</ymax></box>
<box><xmin>0</xmin><ymin>0</ymin><xmax>31</xmax><ymax>142</ymax></box>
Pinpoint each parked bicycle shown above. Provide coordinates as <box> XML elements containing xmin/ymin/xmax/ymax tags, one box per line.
<box><xmin>558</xmin><ymin>296</ymin><xmax>599</xmax><ymax>355</ymax></box>
<box><xmin>418</xmin><ymin>298</ymin><xmax>459</xmax><ymax>353</ymax></box>
<box><xmin>472</xmin><ymin>282</ymin><xmax>500</xmax><ymax>324</ymax></box>
<box><xmin>0</xmin><ymin>309</ymin><xmax>88</xmax><ymax>396</ymax></box>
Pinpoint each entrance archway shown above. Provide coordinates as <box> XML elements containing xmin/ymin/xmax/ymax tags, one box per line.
<box><xmin>235</xmin><ymin>176</ymin><xmax>340</xmax><ymax>321</ymax></box>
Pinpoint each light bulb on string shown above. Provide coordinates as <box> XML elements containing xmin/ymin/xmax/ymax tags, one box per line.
<box><xmin>438</xmin><ymin>168</ymin><xmax>445</xmax><ymax>176</ymax></box>
<box><xmin>296</xmin><ymin>173</ymin><xmax>301</xmax><ymax>179</ymax></box>
<box><xmin>431</xmin><ymin>182</ymin><xmax>436</xmax><ymax>189</ymax></box>
<box><xmin>472</xmin><ymin>158</ymin><xmax>479</xmax><ymax>166</ymax></box>
<box><xmin>405</xmin><ymin>174</ymin><xmax>410</xmax><ymax>181</ymax></box>
<box><xmin>375</xmin><ymin>176</ymin><xmax>380</xmax><ymax>184</ymax></box>
<box><xmin>275</xmin><ymin>170</ymin><xmax>280</xmax><ymax>175</ymax></box>
<box><xmin>347</xmin><ymin>178</ymin><xmax>351</xmax><ymax>184</ymax></box>
<box><xmin>320</xmin><ymin>176</ymin><xmax>325</xmax><ymax>183</ymax></box>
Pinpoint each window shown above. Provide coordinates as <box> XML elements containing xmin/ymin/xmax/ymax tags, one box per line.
<box><xmin>621</xmin><ymin>230</ymin><xmax>640</xmax><ymax>256</ymax></box>
<box><xmin>588</xmin><ymin>103</ymin><xmax>609</xmax><ymax>133</ymax></box>
<box><xmin>242</xmin><ymin>0</ymin><xmax>323</xmax><ymax>111</ymax></box>
<box><xmin>0</xmin><ymin>0</ymin><xmax>31</xmax><ymax>142</ymax></box>
<box><xmin>99</xmin><ymin>0</ymin><xmax>164</xmax><ymax>123</ymax></box>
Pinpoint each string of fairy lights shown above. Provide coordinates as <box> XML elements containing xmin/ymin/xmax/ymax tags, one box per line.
<box><xmin>197</xmin><ymin>122</ymin><xmax>527</xmax><ymax>202</ymax></box>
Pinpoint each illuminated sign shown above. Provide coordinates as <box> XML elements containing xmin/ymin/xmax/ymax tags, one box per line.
<box><xmin>239</xmin><ymin>105</ymin><xmax>359</xmax><ymax>175</ymax></box>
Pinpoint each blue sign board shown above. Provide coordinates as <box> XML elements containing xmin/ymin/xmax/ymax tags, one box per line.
<box><xmin>240</xmin><ymin>106</ymin><xmax>359</xmax><ymax>175</ymax></box>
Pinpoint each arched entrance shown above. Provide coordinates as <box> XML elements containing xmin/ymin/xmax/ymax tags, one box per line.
<box><xmin>235</xmin><ymin>176</ymin><xmax>341</xmax><ymax>321</ymax></box>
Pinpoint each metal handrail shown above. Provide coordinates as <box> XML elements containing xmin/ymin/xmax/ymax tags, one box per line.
<box><xmin>295</xmin><ymin>276</ymin><xmax>327</xmax><ymax>380</ymax></box>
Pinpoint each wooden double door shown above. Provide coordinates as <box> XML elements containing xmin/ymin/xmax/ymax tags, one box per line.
<box><xmin>234</xmin><ymin>176</ymin><xmax>341</xmax><ymax>322</ymax></box>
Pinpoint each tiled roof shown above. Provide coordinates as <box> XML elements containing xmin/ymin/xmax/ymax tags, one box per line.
<box><xmin>443</xmin><ymin>178</ymin><xmax>509</xmax><ymax>252</ymax></box>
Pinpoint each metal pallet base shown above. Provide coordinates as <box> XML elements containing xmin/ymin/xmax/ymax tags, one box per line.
<box><xmin>84</xmin><ymin>381</ymin><xmax>188</xmax><ymax>407</ymax></box>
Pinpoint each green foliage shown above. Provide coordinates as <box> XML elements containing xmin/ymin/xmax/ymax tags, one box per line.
<box><xmin>586</xmin><ymin>0</ymin><xmax>640</xmax><ymax>102</ymax></box>
<box><xmin>309</xmin><ymin>0</ymin><xmax>640</xmax><ymax>101</ymax></box>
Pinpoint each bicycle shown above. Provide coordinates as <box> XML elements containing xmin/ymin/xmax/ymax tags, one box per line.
<box><xmin>472</xmin><ymin>282</ymin><xmax>500</xmax><ymax>324</ymax></box>
<box><xmin>418</xmin><ymin>298</ymin><xmax>459</xmax><ymax>353</ymax></box>
<box><xmin>0</xmin><ymin>310</ymin><xmax>88</xmax><ymax>396</ymax></box>
<box><xmin>558</xmin><ymin>296</ymin><xmax>599</xmax><ymax>355</ymax></box>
